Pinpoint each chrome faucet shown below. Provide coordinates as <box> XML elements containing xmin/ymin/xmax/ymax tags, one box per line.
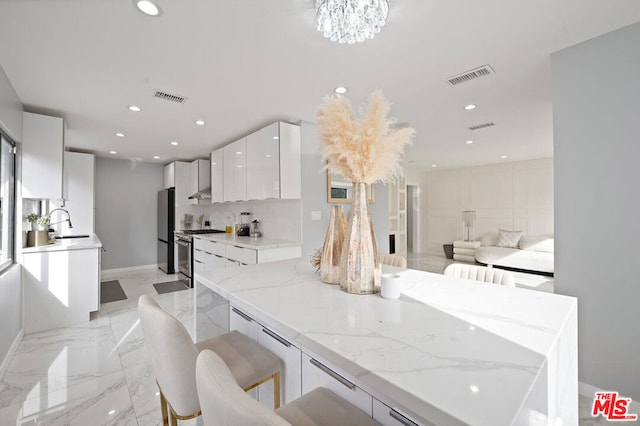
<box><xmin>49</xmin><ymin>208</ymin><xmax>73</xmax><ymax>229</ymax></box>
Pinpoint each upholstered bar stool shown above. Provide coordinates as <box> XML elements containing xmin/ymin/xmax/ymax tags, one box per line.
<box><xmin>196</xmin><ymin>349</ymin><xmax>381</xmax><ymax>426</ymax></box>
<box><xmin>444</xmin><ymin>263</ymin><xmax>516</xmax><ymax>287</ymax></box>
<box><xmin>380</xmin><ymin>253</ymin><xmax>407</xmax><ymax>268</ymax></box>
<box><xmin>138</xmin><ymin>295</ymin><xmax>282</xmax><ymax>426</ymax></box>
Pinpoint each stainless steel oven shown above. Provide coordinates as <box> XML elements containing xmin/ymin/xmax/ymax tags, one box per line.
<box><xmin>176</xmin><ymin>233</ymin><xmax>192</xmax><ymax>287</ymax></box>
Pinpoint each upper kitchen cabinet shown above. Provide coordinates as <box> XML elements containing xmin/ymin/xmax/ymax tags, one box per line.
<box><xmin>22</xmin><ymin>112</ymin><xmax>64</xmax><ymax>199</ymax></box>
<box><xmin>210</xmin><ymin>148</ymin><xmax>224</xmax><ymax>203</ymax></box>
<box><xmin>223</xmin><ymin>138</ymin><xmax>247</xmax><ymax>202</ymax></box>
<box><xmin>245</xmin><ymin>121</ymin><xmax>301</xmax><ymax>201</ymax></box>
<box><xmin>189</xmin><ymin>159</ymin><xmax>210</xmax><ymax>205</ymax></box>
<box><xmin>59</xmin><ymin>151</ymin><xmax>95</xmax><ymax>234</ymax></box>
<box><xmin>163</xmin><ymin>162</ymin><xmax>175</xmax><ymax>189</ymax></box>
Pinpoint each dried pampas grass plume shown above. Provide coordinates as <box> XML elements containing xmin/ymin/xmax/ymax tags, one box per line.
<box><xmin>317</xmin><ymin>90</ymin><xmax>415</xmax><ymax>184</ymax></box>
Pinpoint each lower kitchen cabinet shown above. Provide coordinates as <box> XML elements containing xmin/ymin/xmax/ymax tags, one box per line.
<box><xmin>229</xmin><ymin>306</ymin><xmax>302</xmax><ymax>407</ymax></box>
<box><xmin>373</xmin><ymin>398</ymin><xmax>423</xmax><ymax>426</ymax></box>
<box><xmin>22</xmin><ymin>247</ymin><xmax>100</xmax><ymax>334</ymax></box>
<box><xmin>301</xmin><ymin>353</ymin><xmax>373</xmax><ymax>416</ymax></box>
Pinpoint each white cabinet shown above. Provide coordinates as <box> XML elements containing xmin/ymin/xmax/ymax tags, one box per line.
<box><xmin>246</xmin><ymin>123</ymin><xmax>280</xmax><ymax>200</ymax></box>
<box><xmin>23</xmin><ymin>247</ymin><xmax>100</xmax><ymax>334</ymax></box>
<box><xmin>164</xmin><ymin>162</ymin><xmax>175</xmax><ymax>189</ymax></box>
<box><xmin>223</xmin><ymin>138</ymin><xmax>247</xmax><ymax>202</ymax></box>
<box><xmin>210</xmin><ymin>148</ymin><xmax>224</xmax><ymax>203</ymax></box>
<box><xmin>53</xmin><ymin>152</ymin><xmax>94</xmax><ymax>235</ymax></box>
<box><xmin>246</xmin><ymin>122</ymin><xmax>301</xmax><ymax>201</ymax></box>
<box><xmin>257</xmin><ymin>323</ymin><xmax>302</xmax><ymax>407</ymax></box>
<box><xmin>301</xmin><ymin>353</ymin><xmax>373</xmax><ymax>416</ymax></box>
<box><xmin>189</xmin><ymin>159</ymin><xmax>210</xmax><ymax>205</ymax></box>
<box><xmin>22</xmin><ymin>112</ymin><xmax>64</xmax><ymax>199</ymax></box>
<box><xmin>372</xmin><ymin>398</ymin><xmax>422</xmax><ymax>426</ymax></box>
<box><xmin>229</xmin><ymin>306</ymin><xmax>302</xmax><ymax>407</ymax></box>
<box><xmin>226</xmin><ymin>244</ymin><xmax>257</xmax><ymax>265</ymax></box>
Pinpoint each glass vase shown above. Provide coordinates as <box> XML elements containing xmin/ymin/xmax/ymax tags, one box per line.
<box><xmin>320</xmin><ymin>205</ymin><xmax>346</xmax><ymax>284</ymax></box>
<box><xmin>340</xmin><ymin>182</ymin><xmax>381</xmax><ymax>294</ymax></box>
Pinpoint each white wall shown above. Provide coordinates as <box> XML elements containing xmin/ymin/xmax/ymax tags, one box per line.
<box><xmin>300</xmin><ymin>121</ymin><xmax>389</xmax><ymax>258</ymax></box>
<box><xmin>552</xmin><ymin>22</ymin><xmax>640</xmax><ymax>401</ymax></box>
<box><xmin>420</xmin><ymin>158</ymin><xmax>553</xmax><ymax>254</ymax></box>
<box><xmin>0</xmin><ymin>64</ymin><xmax>22</xmax><ymax>372</ymax></box>
<box><xmin>95</xmin><ymin>157</ymin><xmax>164</xmax><ymax>270</ymax></box>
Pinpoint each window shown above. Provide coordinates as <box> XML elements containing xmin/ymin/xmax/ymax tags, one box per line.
<box><xmin>0</xmin><ymin>133</ymin><xmax>15</xmax><ymax>271</ymax></box>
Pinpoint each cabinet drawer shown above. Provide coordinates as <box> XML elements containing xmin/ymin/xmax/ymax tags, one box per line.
<box><xmin>226</xmin><ymin>245</ymin><xmax>257</xmax><ymax>265</ymax></box>
<box><xmin>193</xmin><ymin>247</ymin><xmax>209</xmax><ymax>263</ymax></box>
<box><xmin>201</xmin><ymin>239</ymin><xmax>226</xmax><ymax>257</ymax></box>
<box><xmin>301</xmin><ymin>353</ymin><xmax>372</xmax><ymax>416</ymax></box>
<box><xmin>258</xmin><ymin>325</ymin><xmax>301</xmax><ymax>406</ymax></box>
<box><xmin>229</xmin><ymin>306</ymin><xmax>258</xmax><ymax>341</ymax></box>
<box><xmin>373</xmin><ymin>398</ymin><xmax>424</xmax><ymax>426</ymax></box>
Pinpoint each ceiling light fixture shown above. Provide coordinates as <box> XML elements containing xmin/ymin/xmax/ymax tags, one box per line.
<box><xmin>153</xmin><ymin>156</ymin><xmax>160</xmax><ymax>159</ymax></box>
<box><xmin>466</xmin><ymin>140</ymin><xmax>474</xmax><ymax>144</ymax></box>
<box><xmin>273</xmin><ymin>136</ymin><xmax>279</xmax><ymax>140</ymax></box>
<box><xmin>135</xmin><ymin>0</ymin><xmax>161</xmax><ymax>16</ymax></box>
<box><xmin>464</xmin><ymin>104</ymin><xmax>477</xmax><ymax>110</ymax></box>
<box><xmin>334</xmin><ymin>86</ymin><xmax>348</xmax><ymax>94</ymax></box>
<box><xmin>501</xmin><ymin>155</ymin><xmax>508</xmax><ymax>159</ymax></box>
<box><xmin>115</xmin><ymin>132</ymin><xmax>125</xmax><ymax>137</ymax></box>
<box><xmin>431</xmin><ymin>164</ymin><xmax>437</xmax><ymax>168</ymax></box>
<box><xmin>128</xmin><ymin>105</ymin><xmax>142</xmax><ymax>112</ymax></box>
<box><xmin>195</xmin><ymin>120</ymin><xmax>205</xmax><ymax>126</ymax></box>
<box><xmin>110</xmin><ymin>151</ymin><xmax>117</xmax><ymax>154</ymax></box>
<box><xmin>170</xmin><ymin>141</ymin><xmax>178</xmax><ymax>146</ymax></box>
<box><xmin>316</xmin><ymin>0</ymin><xmax>389</xmax><ymax>44</ymax></box>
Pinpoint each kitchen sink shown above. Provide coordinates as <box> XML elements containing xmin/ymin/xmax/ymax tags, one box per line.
<box><xmin>54</xmin><ymin>235</ymin><xmax>90</xmax><ymax>239</ymax></box>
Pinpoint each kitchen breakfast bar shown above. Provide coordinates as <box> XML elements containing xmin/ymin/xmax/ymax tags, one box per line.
<box><xmin>194</xmin><ymin>259</ymin><xmax>577</xmax><ymax>426</ymax></box>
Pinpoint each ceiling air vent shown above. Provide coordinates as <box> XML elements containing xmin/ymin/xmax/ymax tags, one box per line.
<box><xmin>153</xmin><ymin>90</ymin><xmax>187</xmax><ymax>104</ymax></box>
<box><xmin>447</xmin><ymin>65</ymin><xmax>495</xmax><ymax>86</ymax></box>
<box><xmin>468</xmin><ymin>122</ymin><xmax>495</xmax><ymax>131</ymax></box>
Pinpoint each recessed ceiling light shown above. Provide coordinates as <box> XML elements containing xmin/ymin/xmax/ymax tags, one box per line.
<box><xmin>265</xmin><ymin>154</ymin><xmax>271</xmax><ymax>158</ymax></box>
<box><xmin>170</xmin><ymin>141</ymin><xmax>178</xmax><ymax>146</ymax></box>
<box><xmin>237</xmin><ymin>165</ymin><xmax>243</xmax><ymax>168</ymax></box>
<box><xmin>115</xmin><ymin>132</ymin><xmax>125</xmax><ymax>137</ymax></box>
<box><xmin>235</xmin><ymin>151</ymin><xmax>242</xmax><ymax>155</ymax></box>
<box><xmin>334</xmin><ymin>86</ymin><xmax>348</xmax><ymax>94</ymax></box>
<box><xmin>195</xmin><ymin>120</ymin><xmax>205</xmax><ymax>126</ymax></box>
<box><xmin>110</xmin><ymin>150</ymin><xmax>117</xmax><ymax>154</ymax></box>
<box><xmin>501</xmin><ymin>155</ymin><xmax>508</xmax><ymax>159</ymax></box>
<box><xmin>273</xmin><ymin>136</ymin><xmax>279</xmax><ymax>140</ymax></box>
<box><xmin>108</xmin><ymin>410</ymin><xmax>116</xmax><ymax>415</ymax></box>
<box><xmin>153</xmin><ymin>156</ymin><xmax>160</xmax><ymax>159</ymax></box>
<box><xmin>431</xmin><ymin>164</ymin><xmax>437</xmax><ymax>168</ymax></box>
<box><xmin>464</xmin><ymin>104</ymin><xmax>477</xmax><ymax>110</ymax></box>
<box><xmin>466</xmin><ymin>140</ymin><xmax>474</xmax><ymax>144</ymax></box>
<box><xmin>135</xmin><ymin>1</ymin><xmax>161</xmax><ymax>16</ymax></box>
<box><xmin>469</xmin><ymin>385</ymin><xmax>480</xmax><ymax>393</ymax></box>
<box><xmin>128</xmin><ymin>105</ymin><xmax>141</xmax><ymax>112</ymax></box>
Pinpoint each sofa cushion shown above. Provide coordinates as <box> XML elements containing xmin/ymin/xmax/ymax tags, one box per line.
<box><xmin>480</xmin><ymin>231</ymin><xmax>499</xmax><ymax>247</ymax></box>
<box><xmin>496</xmin><ymin>229</ymin><xmax>522</xmax><ymax>248</ymax></box>
<box><xmin>475</xmin><ymin>246</ymin><xmax>554</xmax><ymax>273</ymax></box>
<box><xmin>519</xmin><ymin>235</ymin><xmax>554</xmax><ymax>253</ymax></box>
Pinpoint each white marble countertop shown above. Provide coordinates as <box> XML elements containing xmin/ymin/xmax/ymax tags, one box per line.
<box><xmin>22</xmin><ymin>234</ymin><xmax>102</xmax><ymax>254</ymax></box>
<box><xmin>195</xmin><ymin>259</ymin><xmax>577</xmax><ymax>426</ymax></box>
<box><xmin>192</xmin><ymin>233</ymin><xmax>301</xmax><ymax>250</ymax></box>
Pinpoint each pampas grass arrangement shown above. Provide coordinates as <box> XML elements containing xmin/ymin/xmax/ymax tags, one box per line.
<box><xmin>317</xmin><ymin>90</ymin><xmax>415</xmax><ymax>184</ymax></box>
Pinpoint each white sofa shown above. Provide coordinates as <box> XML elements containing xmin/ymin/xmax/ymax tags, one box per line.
<box><xmin>475</xmin><ymin>231</ymin><xmax>554</xmax><ymax>274</ymax></box>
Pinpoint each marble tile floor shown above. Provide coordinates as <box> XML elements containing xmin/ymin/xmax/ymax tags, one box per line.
<box><xmin>0</xmin><ymin>263</ymin><xmax>604</xmax><ymax>425</ymax></box>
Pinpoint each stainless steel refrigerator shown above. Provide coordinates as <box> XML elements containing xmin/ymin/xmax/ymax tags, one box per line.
<box><xmin>157</xmin><ymin>188</ymin><xmax>175</xmax><ymax>273</ymax></box>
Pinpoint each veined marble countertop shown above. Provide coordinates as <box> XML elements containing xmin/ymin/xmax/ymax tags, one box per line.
<box><xmin>21</xmin><ymin>234</ymin><xmax>102</xmax><ymax>254</ymax></box>
<box><xmin>192</xmin><ymin>233</ymin><xmax>301</xmax><ymax>250</ymax></box>
<box><xmin>196</xmin><ymin>259</ymin><xmax>578</xmax><ymax>426</ymax></box>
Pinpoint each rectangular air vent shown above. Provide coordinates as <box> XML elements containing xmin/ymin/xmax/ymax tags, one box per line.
<box><xmin>153</xmin><ymin>90</ymin><xmax>187</xmax><ymax>104</ymax></box>
<box><xmin>468</xmin><ymin>122</ymin><xmax>495</xmax><ymax>131</ymax></box>
<box><xmin>447</xmin><ymin>65</ymin><xmax>495</xmax><ymax>86</ymax></box>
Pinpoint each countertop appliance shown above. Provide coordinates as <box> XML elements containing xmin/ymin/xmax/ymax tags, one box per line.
<box><xmin>237</xmin><ymin>211</ymin><xmax>251</xmax><ymax>236</ymax></box>
<box><xmin>157</xmin><ymin>188</ymin><xmax>175</xmax><ymax>274</ymax></box>
<box><xmin>175</xmin><ymin>229</ymin><xmax>225</xmax><ymax>287</ymax></box>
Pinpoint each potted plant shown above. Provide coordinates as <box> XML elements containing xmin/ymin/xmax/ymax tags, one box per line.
<box><xmin>26</xmin><ymin>214</ymin><xmax>50</xmax><ymax>246</ymax></box>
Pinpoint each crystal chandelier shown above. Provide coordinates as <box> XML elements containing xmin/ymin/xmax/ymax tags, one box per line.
<box><xmin>316</xmin><ymin>0</ymin><xmax>389</xmax><ymax>44</ymax></box>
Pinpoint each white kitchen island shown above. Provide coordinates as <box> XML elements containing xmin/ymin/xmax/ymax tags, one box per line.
<box><xmin>22</xmin><ymin>235</ymin><xmax>102</xmax><ymax>334</ymax></box>
<box><xmin>195</xmin><ymin>259</ymin><xmax>577</xmax><ymax>426</ymax></box>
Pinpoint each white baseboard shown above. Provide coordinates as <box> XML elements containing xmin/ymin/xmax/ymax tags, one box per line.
<box><xmin>0</xmin><ymin>328</ymin><xmax>23</xmax><ymax>379</ymax></box>
<box><xmin>101</xmin><ymin>264</ymin><xmax>158</xmax><ymax>278</ymax></box>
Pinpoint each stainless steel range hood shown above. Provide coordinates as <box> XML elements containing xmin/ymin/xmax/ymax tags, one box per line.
<box><xmin>188</xmin><ymin>187</ymin><xmax>212</xmax><ymax>200</ymax></box>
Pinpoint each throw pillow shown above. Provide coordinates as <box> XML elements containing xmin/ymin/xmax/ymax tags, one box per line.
<box><xmin>496</xmin><ymin>229</ymin><xmax>522</xmax><ymax>248</ymax></box>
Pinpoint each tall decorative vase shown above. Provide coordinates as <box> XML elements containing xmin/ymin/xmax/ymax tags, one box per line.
<box><xmin>340</xmin><ymin>183</ymin><xmax>381</xmax><ymax>294</ymax></box>
<box><xmin>320</xmin><ymin>205</ymin><xmax>346</xmax><ymax>284</ymax></box>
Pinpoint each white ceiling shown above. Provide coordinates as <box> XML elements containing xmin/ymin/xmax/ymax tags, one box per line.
<box><xmin>1</xmin><ymin>0</ymin><xmax>639</xmax><ymax>171</ymax></box>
